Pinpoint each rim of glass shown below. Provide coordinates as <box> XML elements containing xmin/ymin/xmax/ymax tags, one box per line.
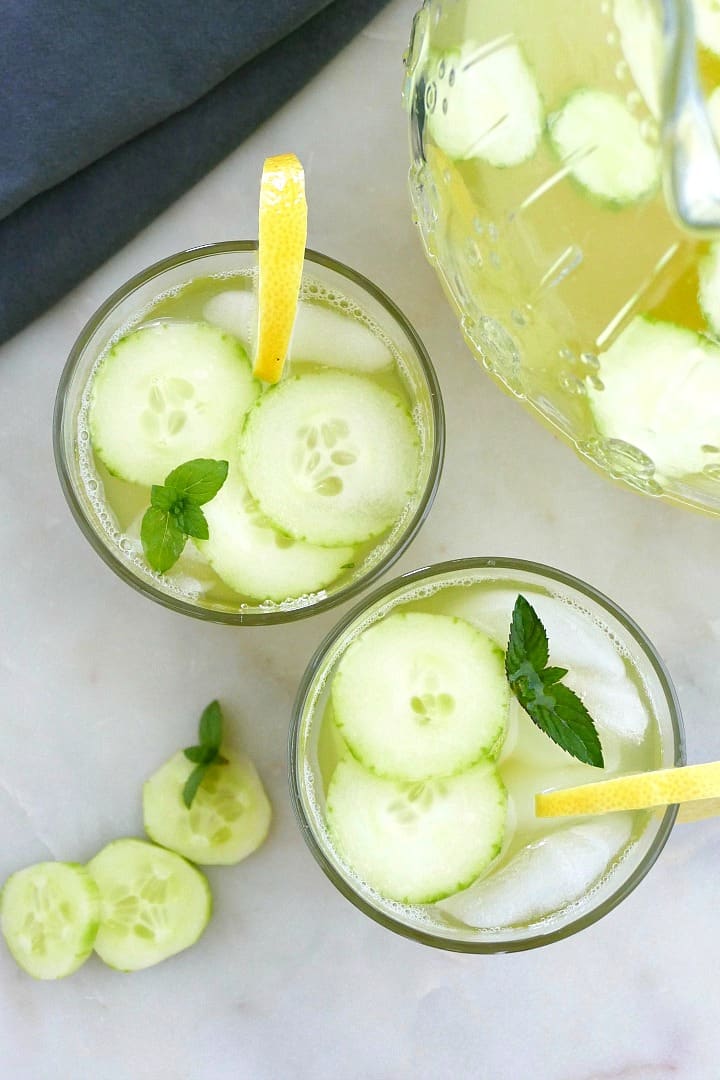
<box><xmin>289</xmin><ymin>556</ymin><xmax>686</xmax><ymax>953</ymax></box>
<box><xmin>53</xmin><ymin>241</ymin><xmax>445</xmax><ymax>625</ymax></box>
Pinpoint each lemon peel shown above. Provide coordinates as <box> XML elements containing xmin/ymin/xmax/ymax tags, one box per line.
<box><xmin>254</xmin><ymin>153</ymin><xmax>307</xmax><ymax>384</ymax></box>
<box><xmin>535</xmin><ymin>761</ymin><xmax>720</xmax><ymax>819</ymax></box>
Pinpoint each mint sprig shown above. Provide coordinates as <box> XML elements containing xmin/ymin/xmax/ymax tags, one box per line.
<box><xmin>505</xmin><ymin>595</ymin><xmax>604</xmax><ymax>768</ymax></box>
<box><xmin>141</xmin><ymin>459</ymin><xmax>228</xmax><ymax>573</ymax></box>
<box><xmin>182</xmin><ymin>700</ymin><xmax>228</xmax><ymax>808</ymax></box>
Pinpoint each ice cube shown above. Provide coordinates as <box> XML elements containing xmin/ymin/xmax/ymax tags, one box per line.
<box><xmin>204</xmin><ymin>291</ymin><xmax>393</xmax><ymax>373</ymax></box>
<box><xmin>123</xmin><ymin>515</ymin><xmax>216</xmax><ymax>598</ymax></box>
<box><xmin>503</xmin><ymin>752</ymin><xmax>620</xmax><ymax>838</ymax></box>
<box><xmin>453</xmin><ymin>589</ymin><xmax>625</xmax><ymax>679</ymax></box>
<box><xmin>566</xmin><ymin>671</ymin><xmax>649</xmax><ymax>743</ymax></box>
<box><xmin>438</xmin><ymin>815</ymin><xmax>633</xmax><ymax>929</ymax></box>
<box><xmin>291</xmin><ymin>303</ymin><xmax>393</xmax><ymax>373</ymax></box>
<box><xmin>505</xmin><ymin>700</ymin><xmax>623</xmax><ymax>772</ymax></box>
<box><xmin>203</xmin><ymin>290</ymin><xmax>255</xmax><ymax>346</ymax></box>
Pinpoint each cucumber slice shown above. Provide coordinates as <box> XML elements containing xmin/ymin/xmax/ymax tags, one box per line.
<box><xmin>694</xmin><ymin>0</ymin><xmax>720</xmax><ymax>56</ymax></box>
<box><xmin>240</xmin><ymin>372</ymin><xmax>420</xmax><ymax>547</ymax></box>
<box><xmin>332</xmin><ymin>613</ymin><xmax>509</xmax><ymax>781</ymax></box>
<box><xmin>0</xmin><ymin>862</ymin><xmax>100</xmax><ymax>980</ymax></box>
<box><xmin>427</xmin><ymin>43</ymin><xmax>543</xmax><ymax>166</ymax></box>
<box><xmin>549</xmin><ymin>89</ymin><xmax>659</xmax><ymax>205</ymax></box>
<box><xmin>143</xmin><ymin>750</ymin><xmax>271</xmax><ymax>866</ymax></box>
<box><xmin>588</xmin><ymin>316</ymin><xmax>720</xmax><ymax>478</ymax></box>
<box><xmin>203</xmin><ymin>291</ymin><xmax>394</xmax><ymax>374</ymax></box>
<box><xmin>90</xmin><ymin>322</ymin><xmax>259</xmax><ymax>486</ymax></box>
<box><xmin>196</xmin><ymin>470</ymin><xmax>354</xmax><ymax>601</ymax></box>
<box><xmin>614</xmin><ymin>0</ymin><xmax>662</xmax><ymax>119</ymax></box>
<box><xmin>87</xmin><ymin>839</ymin><xmax>211</xmax><ymax>971</ymax></box>
<box><xmin>326</xmin><ymin>757</ymin><xmax>507</xmax><ymax>904</ymax></box>
<box><xmin>699</xmin><ymin>241</ymin><xmax>720</xmax><ymax>337</ymax></box>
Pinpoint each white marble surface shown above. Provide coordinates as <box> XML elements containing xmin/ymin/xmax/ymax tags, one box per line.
<box><xmin>1</xmin><ymin>3</ymin><xmax>720</xmax><ymax>1077</ymax></box>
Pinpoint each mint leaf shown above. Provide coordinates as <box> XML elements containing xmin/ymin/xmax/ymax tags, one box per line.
<box><xmin>174</xmin><ymin>501</ymin><xmax>209</xmax><ymax>540</ymax></box>
<box><xmin>140</xmin><ymin>507</ymin><xmax>187</xmax><ymax>573</ymax></box>
<box><xmin>198</xmin><ymin>700</ymin><xmax>223</xmax><ymax>750</ymax></box>
<box><xmin>184</xmin><ymin>745</ymin><xmax>218</xmax><ymax>766</ymax></box>
<box><xmin>506</xmin><ymin>594</ymin><xmax>549</xmax><ymax>674</ymax></box>
<box><xmin>139</xmin><ymin>459</ymin><xmax>228</xmax><ymax>573</ymax></box>
<box><xmin>150</xmin><ymin>485</ymin><xmax>176</xmax><ymax>512</ymax></box>
<box><xmin>183</xmin><ymin>764</ymin><xmax>208</xmax><ymax>809</ymax></box>
<box><xmin>506</xmin><ymin>595</ymin><xmax>604</xmax><ymax>768</ymax></box>
<box><xmin>164</xmin><ymin>459</ymin><xmax>229</xmax><ymax>505</ymax></box>
<box><xmin>541</xmin><ymin>666</ymin><xmax>568</xmax><ymax>687</ymax></box>
<box><xmin>181</xmin><ymin>701</ymin><xmax>226</xmax><ymax>806</ymax></box>
<box><xmin>528</xmin><ymin>683</ymin><xmax>604</xmax><ymax>767</ymax></box>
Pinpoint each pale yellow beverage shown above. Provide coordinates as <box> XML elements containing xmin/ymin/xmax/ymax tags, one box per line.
<box><xmin>406</xmin><ymin>0</ymin><xmax>720</xmax><ymax>511</ymax></box>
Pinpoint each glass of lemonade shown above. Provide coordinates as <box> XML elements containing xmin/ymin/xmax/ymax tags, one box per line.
<box><xmin>405</xmin><ymin>0</ymin><xmax>720</xmax><ymax>513</ymax></box>
<box><xmin>290</xmin><ymin>558</ymin><xmax>684</xmax><ymax>951</ymax></box>
<box><xmin>54</xmin><ymin>243</ymin><xmax>444</xmax><ymax>623</ymax></box>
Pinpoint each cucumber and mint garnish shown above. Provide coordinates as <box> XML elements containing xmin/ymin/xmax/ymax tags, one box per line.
<box><xmin>506</xmin><ymin>595</ymin><xmax>604</xmax><ymax>768</ymax></box>
<box><xmin>0</xmin><ymin>701</ymin><xmax>270</xmax><ymax>979</ymax></box>
<box><xmin>141</xmin><ymin>458</ymin><xmax>229</xmax><ymax>573</ymax></box>
<box><xmin>326</xmin><ymin>594</ymin><xmax>605</xmax><ymax>905</ymax></box>
<box><xmin>144</xmin><ymin>701</ymin><xmax>272</xmax><ymax>865</ymax></box>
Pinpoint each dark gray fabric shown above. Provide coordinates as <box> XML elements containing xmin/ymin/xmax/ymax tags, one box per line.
<box><xmin>0</xmin><ymin>0</ymin><xmax>389</xmax><ymax>344</ymax></box>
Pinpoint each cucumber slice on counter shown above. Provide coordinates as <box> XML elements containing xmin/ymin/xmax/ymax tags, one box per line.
<box><xmin>144</xmin><ymin>750</ymin><xmax>271</xmax><ymax>866</ymax></box>
<box><xmin>89</xmin><ymin>321</ymin><xmax>259</xmax><ymax>486</ymax></box>
<box><xmin>87</xmin><ymin>839</ymin><xmax>211</xmax><ymax>971</ymax></box>
<box><xmin>549</xmin><ymin>88</ymin><xmax>659</xmax><ymax>205</ymax></box>
<box><xmin>326</xmin><ymin>757</ymin><xmax>507</xmax><ymax>904</ymax></box>
<box><xmin>240</xmin><ymin>372</ymin><xmax>420</xmax><ymax>546</ymax></box>
<box><xmin>1</xmin><ymin>862</ymin><xmax>100</xmax><ymax>979</ymax></box>
<box><xmin>331</xmin><ymin>612</ymin><xmax>509</xmax><ymax>781</ymax></box>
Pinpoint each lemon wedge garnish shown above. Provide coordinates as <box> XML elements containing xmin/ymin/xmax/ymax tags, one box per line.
<box><xmin>535</xmin><ymin>761</ymin><xmax>720</xmax><ymax>820</ymax></box>
<box><xmin>253</xmin><ymin>153</ymin><xmax>307</xmax><ymax>384</ymax></box>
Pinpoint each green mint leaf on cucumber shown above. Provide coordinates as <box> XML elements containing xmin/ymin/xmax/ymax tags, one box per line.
<box><xmin>505</xmin><ymin>595</ymin><xmax>604</xmax><ymax>768</ymax></box>
<box><xmin>141</xmin><ymin>459</ymin><xmax>228</xmax><ymax>572</ymax></box>
<box><xmin>182</xmin><ymin>700</ymin><xmax>228</xmax><ymax>808</ymax></box>
<box><xmin>164</xmin><ymin>458</ymin><xmax>229</xmax><ymax>504</ymax></box>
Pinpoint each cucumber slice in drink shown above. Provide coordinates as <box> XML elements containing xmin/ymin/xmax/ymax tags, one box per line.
<box><xmin>588</xmin><ymin>316</ymin><xmax>720</xmax><ymax>478</ymax></box>
<box><xmin>197</xmin><ymin>470</ymin><xmax>353</xmax><ymax>601</ymax></box>
<box><xmin>614</xmin><ymin>0</ymin><xmax>662</xmax><ymax>119</ymax></box>
<box><xmin>90</xmin><ymin>322</ymin><xmax>259</xmax><ymax>486</ymax></box>
<box><xmin>240</xmin><ymin>372</ymin><xmax>420</xmax><ymax>547</ymax></box>
<box><xmin>332</xmin><ymin>613</ymin><xmax>509</xmax><ymax>781</ymax></box>
<box><xmin>548</xmin><ymin>89</ymin><xmax>659</xmax><ymax>205</ymax></box>
<box><xmin>427</xmin><ymin>42</ymin><xmax>543</xmax><ymax>166</ymax></box>
<box><xmin>143</xmin><ymin>750</ymin><xmax>271</xmax><ymax>866</ymax></box>
<box><xmin>0</xmin><ymin>862</ymin><xmax>100</xmax><ymax>980</ymax></box>
<box><xmin>87</xmin><ymin>839</ymin><xmax>211</xmax><ymax>971</ymax></box>
<box><xmin>326</xmin><ymin>757</ymin><xmax>507</xmax><ymax>904</ymax></box>
<box><xmin>699</xmin><ymin>241</ymin><xmax>720</xmax><ymax>337</ymax></box>
<box><xmin>694</xmin><ymin>0</ymin><xmax>720</xmax><ymax>56</ymax></box>
<box><xmin>203</xmin><ymin>291</ymin><xmax>394</xmax><ymax>374</ymax></box>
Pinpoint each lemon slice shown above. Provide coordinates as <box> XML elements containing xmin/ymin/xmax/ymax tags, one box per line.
<box><xmin>535</xmin><ymin>761</ymin><xmax>720</xmax><ymax>820</ymax></box>
<box><xmin>254</xmin><ymin>153</ymin><xmax>307</xmax><ymax>384</ymax></box>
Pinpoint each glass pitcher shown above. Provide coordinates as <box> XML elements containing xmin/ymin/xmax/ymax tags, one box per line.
<box><xmin>405</xmin><ymin>0</ymin><xmax>720</xmax><ymax>513</ymax></box>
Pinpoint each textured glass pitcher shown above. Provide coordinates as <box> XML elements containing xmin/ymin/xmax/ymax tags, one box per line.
<box><xmin>405</xmin><ymin>0</ymin><xmax>720</xmax><ymax>513</ymax></box>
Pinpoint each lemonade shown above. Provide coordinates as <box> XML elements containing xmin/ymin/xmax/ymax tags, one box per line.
<box><xmin>291</xmin><ymin>560</ymin><xmax>683</xmax><ymax>950</ymax></box>
<box><xmin>54</xmin><ymin>244</ymin><xmax>443</xmax><ymax>622</ymax></box>
<box><xmin>405</xmin><ymin>0</ymin><xmax>720</xmax><ymax>512</ymax></box>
